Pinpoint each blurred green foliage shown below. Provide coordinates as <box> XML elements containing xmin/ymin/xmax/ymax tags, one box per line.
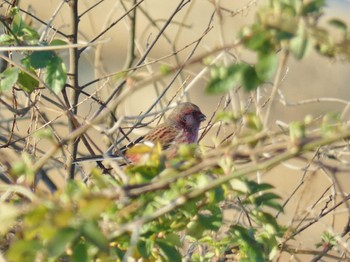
<box><xmin>0</xmin><ymin>7</ymin><xmax>66</xmax><ymax>94</ymax></box>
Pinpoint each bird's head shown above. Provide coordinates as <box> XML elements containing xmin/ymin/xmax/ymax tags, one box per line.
<box><xmin>167</xmin><ymin>102</ymin><xmax>206</xmax><ymax>132</ymax></box>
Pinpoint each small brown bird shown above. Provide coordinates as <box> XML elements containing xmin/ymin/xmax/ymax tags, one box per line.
<box><xmin>125</xmin><ymin>102</ymin><xmax>206</xmax><ymax>162</ymax></box>
<box><xmin>75</xmin><ymin>102</ymin><xmax>206</xmax><ymax>164</ymax></box>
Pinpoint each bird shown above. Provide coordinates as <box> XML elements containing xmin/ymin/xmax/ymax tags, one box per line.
<box><xmin>125</xmin><ymin>102</ymin><xmax>206</xmax><ymax>162</ymax></box>
<box><xmin>75</xmin><ymin>102</ymin><xmax>206</xmax><ymax>164</ymax></box>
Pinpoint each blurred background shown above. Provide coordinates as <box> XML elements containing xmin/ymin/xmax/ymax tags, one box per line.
<box><xmin>1</xmin><ymin>0</ymin><xmax>350</xmax><ymax>260</ymax></box>
<box><xmin>11</xmin><ymin>0</ymin><xmax>350</xmax><ymax>122</ymax></box>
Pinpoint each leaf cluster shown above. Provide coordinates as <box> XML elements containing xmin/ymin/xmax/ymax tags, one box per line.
<box><xmin>0</xmin><ymin>7</ymin><xmax>66</xmax><ymax>94</ymax></box>
<box><xmin>207</xmin><ymin>0</ymin><xmax>350</xmax><ymax>94</ymax></box>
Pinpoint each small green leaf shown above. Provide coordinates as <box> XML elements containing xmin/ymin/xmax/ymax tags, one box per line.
<box><xmin>187</xmin><ymin>220</ymin><xmax>205</xmax><ymax>239</ymax></box>
<box><xmin>241</xmin><ymin>25</ymin><xmax>274</xmax><ymax>53</ymax></box>
<box><xmin>215</xmin><ymin>111</ymin><xmax>235</xmax><ymax>123</ymax></box>
<box><xmin>209</xmin><ymin>186</ymin><xmax>225</xmax><ymax>203</ymax></box>
<box><xmin>197</xmin><ymin>211</ymin><xmax>222</xmax><ymax>231</ymax></box>
<box><xmin>50</xmin><ymin>39</ymin><xmax>68</xmax><ymax>46</ymax></box>
<box><xmin>290</xmin><ymin>25</ymin><xmax>311</xmax><ymax>60</ymax></box>
<box><xmin>247</xmin><ymin>181</ymin><xmax>274</xmax><ymax>194</ymax></box>
<box><xmin>328</xmin><ymin>19</ymin><xmax>347</xmax><ymax>31</ymax></box>
<box><xmin>11</xmin><ymin>9</ymin><xmax>39</xmax><ymax>42</ymax></box>
<box><xmin>254</xmin><ymin>192</ymin><xmax>281</xmax><ymax>207</ymax></box>
<box><xmin>7</xmin><ymin>240</ymin><xmax>43</xmax><ymax>262</ymax></box>
<box><xmin>128</xmin><ymin>165</ymin><xmax>160</xmax><ymax>184</ymax></box>
<box><xmin>231</xmin><ymin>225</ymin><xmax>265</xmax><ymax>261</ymax></box>
<box><xmin>160</xmin><ymin>64</ymin><xmax>171</xmax><ymax>75</ymax></box>
<box><xmin>0</xmin><ymin>67</ymin><xmax>19</xmax><ymax>92</ymax></box>
<box><xmin>252</xmin><ymin>211</ymin><xmax>280</xmax><ymax>232</ymax></box>
<box><xmin>263</xmin><ymin>200</ymin><xmax>284</xmax><ymax>212</ymax></box>
<box><xmin>26</xmin><ymin>51</ymin><xmax>55</xmax><ymax>69</ymax></box>
<box><xmin>10</xmin><ymin>162</ymin><xmax>27</xmax><ymax>176</ymax></box>
<box><xmin>79</xmin><ymin>196</ymin><xmax>111</xmax><ymax>219</ymax></box>
<box><xmin>18</xmin><ymin>70</ymin><xmax>38</xmax><ymax>92</ymax></box>
<box><xmin>156</xmin><ymin>239</ymin><xmax>182</xmax><ymax>262</ymax></box>
<box><xmin>45</xmin><ymin>56</ymin><xmax>67</xmax><ymax>94</ymax></box>
<box><xmin>137</xmin><ymin>238</ymin><xmax>153</xmax><ymax>258</ymax></box>
<box><xmin>256</xmin><ymin>52</ymin><xmax>278</xmax><ymax>80</ymax></box>
<box><xmin>11</xmin><ymin>11</ymin><xmax>26</xmax><ymax>36</ymax></box>
<box><xmin>302</xmin><ymin>0</ymin><xmax>325</xmax><ymax>15</ymax></box>
<box><xmin>47</xmin><ymin>227</ymin><xmax>79</xmax><ymax>257</ymax></box>
<box><xmin>72</xmin><ymin>241</ymin><xmax>88</xmax><ymax>262</ymax></box>
<box><xmin>206</xmin><ymin>64</ymin><xmax>244</xmax><ymax>94</ymax></box>
<box><xmin>0</xmin><ymin>34</ymin><xmax>14</xmax><ymax>45</ymax></box>
<box><xmin>244</xmin><ymin>112</ymin><xmax>263</xmax><ymax>131</ymax></box>
<box><xmin>289</xmin><ymin>121</ymin><xmax>305</xmax><ymax>146</ymax></box>
<box><xmin>230</xmin><ymin>179</ymin><xmax>250</xmax><ymax>193</ymax></box>
<box><xmin>34</xmin><ymin>128</ymin><xmax>54</xmax><ymax>140</ymax></box>
<box><xmin>81</xmin><ymin>221</ymin><xmax>109</xmax><ymax>252</ymax></box>
<box><xmin>241</xmin><ymin>65</ymin><xmax>262</xmax><ymax>91</ymax></box>
<box><xmin>164</xmin><ymin>233</ymin><xmax>181</xmax><ymax>247</ymax></box>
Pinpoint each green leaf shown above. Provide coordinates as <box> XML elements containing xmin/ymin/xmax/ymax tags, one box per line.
<box><xmin>206</xmin><ymin>64</ymin><xmax>244</xmax><ymax>94</ymax></box>
<box><xmin>160</xmin><ymin>64</ymin><xmax>171</xmax><ymax>75</ymax></box>
<box><xmin>72</xmin><ymin>241</ymin><xmax>88</xmax><ymax>262</ymax></box>
<box><xmin>215</xmin><ymin>111</ymin><xmax>235</xmax><ymax>123</ymax></box>
<box><xmin>247</xmin><ymin>181</ymin><xmax>274</xmax><ymax>194</ymax></box>
<box><xmin>231</xmin><ymin>225</ymin><xmax>265</xmax><ymax>262</ymax></box>
<box><xmin>156</xmin><ymin>239</ymin><xmax>182</xmax><ymax>262</ymax></box>
<box><xmin>34</xmin><ymin>128</ymin><xmax>54</xmax><ymax>140</ymax></box>
<box><xmin>290</xmin><ymin>25</ymin><xmax>311</xmax><ymax>60</ymax></box>
<box><xmin>328</xmin><ymin>19</ymin><xmax>347</xmax><ymax>31</ymax></box>
<box><xmin>0</xmin><ymin>67</ymin><xmax>19</xmax><ymax>92</ymax></box>
<box><xmin>7</xmin><ymin>240</ymin><xmax>43</xmax><ymax>262</ymax></box>
<box><xmin>230</xmin><ymin>179</ymin><xmax>250</xmax><ymax>193</ymax></box>
<box><xmin>164</xmin><ymin>233</ymin><xmax>181</xmax><ymax>247</ymax></box>
<box><xmin>128</xmin><ymin>165</ymin><xmax>160</xmax><ymax>183</ymax></box>
<box><xmin>187</xmin><ymin>220</ymin><xmax>205</xmax><ymax>239</ymax></box>
<box><xmin>241</xmin><ymin>65</ymin><xmax>262</xmax><ymax>91</ymax></box>
<box><xmin>197</xmin><ymin>211</ymin><xmax>222</xmax><ymax>231</ymax></box>
<box><xmin>137</xmin><ymin>238</ymin><xmax>154</xmax><ymax>258</ymax></box>
<box><xmin>289</xmin><ymin>121</ymin><xmax>305</xmax><ymax>146</ymax></box>
<box><xmin>26</xmin><ymin>51</ymin><xmax>55</xmax><ymax>69</ymax></box>
<box><xmin>302</xmin><ymin>0</ymin><xmax>325</xmax><ymax>15</ymax></box>
<box><xmin>255</xmin><ymin>52</ymin><xmax>278</xmax><ymax>80</ymax></box>
<box><xmin>79</xmin><ymin>196</ymin><xmax>111</xmax><ymax>219</ymax></box>
<box><xmin>18</xmin><ymin>69</ymin><xmax>38</xmax><ymax>92</ymax></box>
<box><xmin>0</xmin><ymin>34</ymin><xmax>14</xmax><ymax>45</ymax></box>
<box><xmin>253</xmin><ymin>192</ymin><xmax>281</xmax><ymax>207</ymax></box>
<box><xmin>11</xmin><ymin>9</ymin><xmax>39</xmax><ymax>42</ymax></box>
<box><xmin>252</xmin><ymin>211</ymin><xmax>280</xmax><ymax>232</ymax></box>
<box><xmin>50</xmin><ymin>39</ymin><xmax>68</xmax><ymax>46</ymax></box>
<box><xmin>45</xmin><ymin>56</ymin><xmax>67</xmax><ymax>94</ymax></box>
<box><xmin>263</xmin><ymin>200</ymin><xmax>284</xmax><ymax>212</ymax></box>
<box><xmin>81</xmin><ymin>221</ymin><xmax>109</xmax><ymax>252</ymax></box>
<box><xmin>241</xmin><ymin>25</ymin><xmax>274</xmax><ymax>53</ymax></box>
<box><xmin>11</xmin><ymin>10</ymin><xmax>26</xmax><ymax>36</ymax></box>
<box><xmin>208</xmin><ymin>186</ymin><xmax>225</xmax><ymax>203</ymax></box>
<box><xmin>244</xmin><ymin>112</ymin><xmax>263</xmax><ymax>131</ymax></box>
<box><xmin>47</xmin><ymin>227</ymin><xmax>79</xmax><ymax>257</ymax></box>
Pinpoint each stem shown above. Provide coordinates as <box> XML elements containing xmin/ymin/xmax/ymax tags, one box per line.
<box><xmin>263</xmin><ymin>50</ymin><xmax>289</xmax><ymax>127</ymax></box>
<box><xmin>123</xmin><ymin>0</ymin><xmax>137</xmax><ymax>69</ymax></box>
<box><xmin>67</xmin><ymin>0</ymin><xmax>80</xmax><ymax>180</ymax></box>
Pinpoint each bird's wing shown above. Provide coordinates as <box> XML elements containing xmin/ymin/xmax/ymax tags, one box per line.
<box><xmin>116</xmin><ymin>135</ymin><xmax>145</xmax><ymax>154</ymax></box>
<box><xmin>143</xmin><ymin>124</ymin><xmax>180</xmax><ymax>150</ymax></box>
<box><xmin>74</xmin><ymin>124</ymin><xmax>180</xmax><ymax>163</ymax></box>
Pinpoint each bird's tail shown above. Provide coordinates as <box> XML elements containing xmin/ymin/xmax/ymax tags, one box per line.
<box><xmin>73</xmin><ymin>154</ymin><xmax>125</xmax><ymax>163</ymax></box>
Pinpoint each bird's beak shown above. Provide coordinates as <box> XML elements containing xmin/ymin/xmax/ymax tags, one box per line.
<box><xmin>199</xmin><ymin>113</ymin><xmax>206</xmax><ymax>122</ymax></box>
